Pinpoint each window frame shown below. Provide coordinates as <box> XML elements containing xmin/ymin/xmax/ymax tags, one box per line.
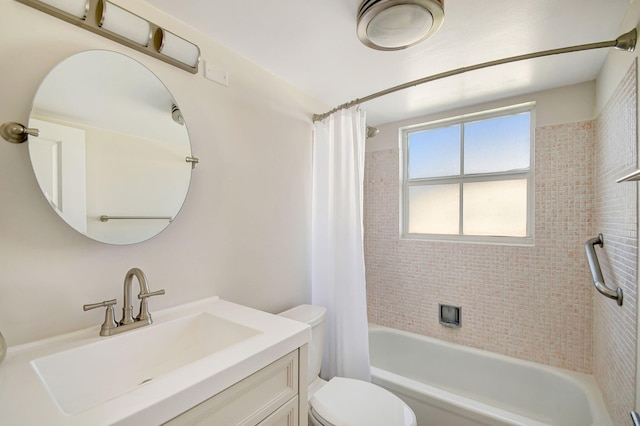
<box><xmin>400</xmin><ymin>102</ymin><xmax>536</xmax><ymax>245</ymax></box>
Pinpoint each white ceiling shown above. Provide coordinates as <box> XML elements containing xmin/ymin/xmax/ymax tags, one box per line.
<box><xmin>145</xmin><ymin>0</ymin><xmax>631</xmax><ymax>125</ymax></box>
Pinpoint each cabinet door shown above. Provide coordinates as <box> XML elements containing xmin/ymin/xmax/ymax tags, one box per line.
<box><xmin>164</xmin><ymin>351</ymin><xmax>298</xmax><ymax>426</ymax></box>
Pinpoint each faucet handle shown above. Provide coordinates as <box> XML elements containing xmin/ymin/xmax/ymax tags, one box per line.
<box><xmin>83</xmin><ymin>299</ymin><xmax>118</xmax><ymax>336</ymax></box>
<box><xmin>83</xmin><ymin>299</ymin><xmax>117</xmax><ymax>311</ymax></box>
<box><xmin>138</xmin><ymin>289</ymin><xmax>165</xmax><ymax>300</ymax></box>
<box><xmin>136</xmin><ymin>289</ymin><xmax>165</xmax><ymax>322</ymax></box>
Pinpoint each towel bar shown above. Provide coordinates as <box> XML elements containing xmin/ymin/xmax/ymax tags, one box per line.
<box><xmin>585</xmin><ymin>234</ymin><xmax>623</xmax><ymax>306</ymax></box>
<box><xmin>99</xmin><ymin>215</ymin><xmax>173</xmax><ymax>222</ymax></box>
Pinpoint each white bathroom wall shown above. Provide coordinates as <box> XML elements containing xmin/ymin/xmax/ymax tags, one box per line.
<box><xmin>0</xmin><ymin>0</ymin><xmax>326</xmax><ymax>345</ymax></box>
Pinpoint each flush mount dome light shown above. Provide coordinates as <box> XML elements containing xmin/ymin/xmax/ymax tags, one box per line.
<box><xmin>357</xmin><ymin>0</ymin><xmax>444</xmax><ymax>50</ymax></box>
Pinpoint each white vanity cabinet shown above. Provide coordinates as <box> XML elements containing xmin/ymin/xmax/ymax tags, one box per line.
<box><xmin>1</xmin><ymin>298</ymin><xmax>311</xmax><ymax>426</ymax></box>
<box><xmin>164</xmin><ymin>346</ymin><xmax>308</xmax><ymax>426</ymax></box>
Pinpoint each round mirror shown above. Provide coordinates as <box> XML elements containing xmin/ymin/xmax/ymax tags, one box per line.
<box><xmin>28</xmin><ymin>50</ymin><xmax>193</xmax><ymax>245</ymax></box>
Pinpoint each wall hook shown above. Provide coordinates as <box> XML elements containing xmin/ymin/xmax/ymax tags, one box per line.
<box><xmin>1</xmin><ymin>122</ymin><xmax>39</xmax><ymax>144</ymax></box>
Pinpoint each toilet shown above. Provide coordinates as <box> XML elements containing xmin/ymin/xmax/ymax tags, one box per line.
<box><xmin>279</xmin><ymin>305</ymin><xmax>416</xmax><ymax>426</ymax></box>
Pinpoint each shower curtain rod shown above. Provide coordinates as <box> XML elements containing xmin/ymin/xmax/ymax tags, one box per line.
<box><xmin>312</xmin><ymin>28</ymin><xmax>637</xmax><ymax>122</ymax></box>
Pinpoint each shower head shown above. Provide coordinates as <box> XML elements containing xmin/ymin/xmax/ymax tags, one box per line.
<box><xmin>366</xmin><ymin>126</ymin><xmax>380</xmax><ymax>139</ymax></box>
<box><xmin>171</xmin><ymin>104</ymin><xmax>184</xmax><ymax>125</ymax></box>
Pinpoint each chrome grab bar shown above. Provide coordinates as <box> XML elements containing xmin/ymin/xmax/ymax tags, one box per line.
<box><xmin>585</xmin><ymin>234</ymin><xmax>623</xmax><ymax>306</ymax></box>
<box><xmin>632</xmin><ymin>411</ymin><xmax>640</xmax><ymax>426</ymax></box>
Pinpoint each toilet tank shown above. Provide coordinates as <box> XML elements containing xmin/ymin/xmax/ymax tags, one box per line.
<box><xmin>279</xmin><ymin>304</ymin><xmax>326</xmax><ymax>385</ymax></box>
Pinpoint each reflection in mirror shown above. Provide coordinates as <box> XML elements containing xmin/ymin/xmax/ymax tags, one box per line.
<box><xmin>28</xmin><ymin>50</ymin><xmax>193</xmax><ymax>245</ymax></box>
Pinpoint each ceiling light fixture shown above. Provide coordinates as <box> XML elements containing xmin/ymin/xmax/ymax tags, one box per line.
<box><xmin>357</xmin><ymin>0</ymin><xmax>444</xmax><ymax>51</ymax></box>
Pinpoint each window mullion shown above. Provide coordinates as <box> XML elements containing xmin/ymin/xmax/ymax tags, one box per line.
<box><xmin>459</xmin><ymin>124</ymin><xmax>464</xmax><ymax>236</ymax></box>
<box><xmin>407</xmin><ymin>170</ymin><xmax>530</xmax><ymax>188</ymax></box>
<box><xmin>402</xmin><ymin>131</ymin><xmax>409</xmax><ymax>237</ymax></box>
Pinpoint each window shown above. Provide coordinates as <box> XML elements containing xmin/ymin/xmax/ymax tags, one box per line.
<box><xmin>401</xmin><ymin>103</ymin><xmax>534</xmax><ymax>244</ymax></box>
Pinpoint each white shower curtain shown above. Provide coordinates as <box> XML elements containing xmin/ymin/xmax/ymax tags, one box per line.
<box><xmin>311</xmin><ymin>106</ymin><xmax>371</xmax><ymax>382</ymax></box>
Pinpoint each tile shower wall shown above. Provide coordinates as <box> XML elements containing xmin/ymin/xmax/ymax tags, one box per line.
<box><xmin>365</xmin><ymin>119</ymin><xmax>596</xmax><ymax>373</ymax></box>
<box><xmin>593</xmin><ymin>61</ymin><xmax>637</xmax><ymax>426</ymax></box>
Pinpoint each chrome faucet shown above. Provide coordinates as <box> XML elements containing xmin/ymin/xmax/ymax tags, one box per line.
<box><xmin>122</xmin><ymin>267</ymin><xmax>151</xmax><ymax>325</ymax></box>
<box><xmin>83</xmin><ymin>268</ymin><xmax>165</xmax><ymax>336</ymax></box>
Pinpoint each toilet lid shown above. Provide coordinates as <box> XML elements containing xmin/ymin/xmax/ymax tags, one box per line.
<box><xmin>309</xmin><ymin>377</ymin><xmax>416</xmax><ymax>426</ymax></box>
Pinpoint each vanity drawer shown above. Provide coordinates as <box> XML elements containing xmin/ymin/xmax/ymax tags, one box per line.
<box><xmin>164</xmin><ymin>350</ymin><xmax>298</xmax><ymax>425</ymax></box>
<box><xmin>257</xmin><ymin>396</ymin><xmax>298</xmax><ymax>426</ymax></box>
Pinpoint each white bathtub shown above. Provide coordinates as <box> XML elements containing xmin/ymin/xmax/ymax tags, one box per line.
<box><xmin>369</xmin><ymin>325</ymin><xmax>612</xmax><ymax>426</ymax></box>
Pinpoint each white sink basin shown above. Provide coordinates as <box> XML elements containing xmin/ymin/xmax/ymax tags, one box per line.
<box><xmin>31</xmin><ymin>312</ymin><xmax>261</xmax><ymax>414</ymax></box>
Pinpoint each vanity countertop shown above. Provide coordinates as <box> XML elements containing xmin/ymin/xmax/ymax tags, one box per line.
<box><xmin>0</xmin><ymin>296</ymin><xmax>310</xmax><ymax>425</ymax></box>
